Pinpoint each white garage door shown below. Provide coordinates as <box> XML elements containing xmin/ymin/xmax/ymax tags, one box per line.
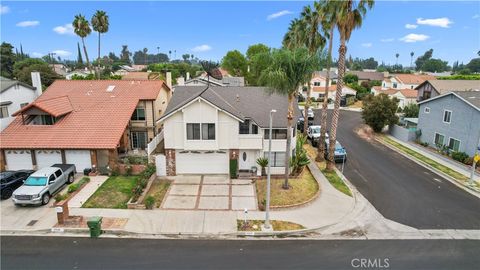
<box><xmin>5</xmin><ymin>150</ymin><xmax>33</xmax><ymax>170</ymax></box>
<box><xmin>176</xmin><ymin>151</ymin><xmax>229</xmax><ymax>174</ymax></box>
<box><xmin>65</xmin><ymin>150</ymin><xmax>92</xmax><ymax>172</ymax></box>
<box><xmin>35</xmin><ymin>150</ymin><xmax>62</xmax><ymax>169</ymax></box>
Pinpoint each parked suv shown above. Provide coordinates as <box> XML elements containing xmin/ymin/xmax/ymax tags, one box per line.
<box><xmin>12</xmin><ymin>164</ymin><xmax>76</xmax><ymax>206</ymax></box>
<box><xmin>324</xmin><ymin>140</ymin><xmax>347</xmax><ymax>163</ymax></box>
<box><xmin>0</xmin><ymin>170</ymin><xmax>34</xmax><ymax>199</ymax></box>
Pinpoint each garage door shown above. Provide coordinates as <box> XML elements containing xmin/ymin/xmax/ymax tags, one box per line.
<box><xmin>176</xmin><ymin>151</ymin><xmax>229</xmax><ymax>174</ymax></box>
<box><xmin>5</xmin><ymin>150</ymin><xmax>33</xmax><ymax>170</ymax></box>
<box><xmin>35</xmin><ymin>150</ymin><xmax>62</xmax><ymax>169</ymax></box>
<box><xmin>65</xmin><ymin>150</ymin><xmax>92</xmax><ymax>172</ymax></box>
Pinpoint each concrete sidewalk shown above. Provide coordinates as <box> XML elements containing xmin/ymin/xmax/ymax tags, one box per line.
<box><xmin>68</xmin><ymin>176</ymin><xmax>109</xmax><ymax>208</ymax></box>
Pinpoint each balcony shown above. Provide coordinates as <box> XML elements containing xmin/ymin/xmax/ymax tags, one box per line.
<box><xmin>238</xmin><ymin>134</ymin><xmax>263</xmax><ymax>149</ymax></box>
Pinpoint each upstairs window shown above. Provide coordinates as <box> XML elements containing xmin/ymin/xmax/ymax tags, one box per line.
<box><xmin>239</xmin><ymin>120</ymin><xmax>250</xmax><ymax>134</ymax></box>
<box><xmin>313</xmin><ymin>82</ymin><xmax>321</xmax><ymax>86</ymax></box>
<box><xmin>264</xmin><ymin>129</ymin><xmax>287</xmax><ymax>139</ymax></box>
<box><xmin>186</xmin><ymin>123</ymin><xmax>201</xmax><ymax>140</ymax></box>
<box><xmin>131</xmin><ymin>108</ymin><xmax>146</xmax><ymax>121</ymax></box>
<box><xmin>424</xmin><ymin>107</ymin><xmax>430</xmax><ymax>113</ymax></box>
<box><xmin>443</xmin><ymin>110</ymin><xmax>452</xmax><ymax>123</ymax></box>
<box><xmin>0</xmin><ymin>106</ymin><xmax>8</xmax><ymax>118</ymax></box>
<box><xmin>202</xmin><ymin>123</ymin><xmax>215</xmax><ymax>140</ymax></box>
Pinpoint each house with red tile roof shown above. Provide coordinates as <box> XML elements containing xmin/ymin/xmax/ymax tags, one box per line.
<box><xmin>382</xmin><ymin>74</ymin><xmax>436</xmax><ymax>90</ymax></box>
<box><xmin>371</xmin><ymin>86</ymin><xmax>418</xmax><ymax>108</ymax></box>
<box><xmin>0</xmin><ymin>80</ymin><xmax>172</xmax><ymax>172</ymax></box>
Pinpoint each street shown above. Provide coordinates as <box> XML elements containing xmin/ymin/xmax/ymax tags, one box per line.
<box><xmin>313</xmin><ymin>109</ymin><xmax>480</xmax><ymax>229</ymax></box>
<box><xmin>1</xmin><ymin>236</ymin><xmax>479</xmax><ymax>270</ymax></box>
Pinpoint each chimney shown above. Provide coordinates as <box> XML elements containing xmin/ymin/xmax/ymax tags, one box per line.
<box><xmin>186</xmin><ymin>72</ymin><xmax>190</xmax><ymax>80</ymax></box>
<box><xmin>166</xmin><ymin>72</ymin><xmax>172</xmax><ymax>88</ymax></box>
<box><xmin>177</xmin><ymin>76</ymin><xmax>185</xmax><ymax>86</ymax></box>
<box><xmin>31</xmin><ymin>72</ymin><xmax>42</xmax><ymax>97</ymax></box>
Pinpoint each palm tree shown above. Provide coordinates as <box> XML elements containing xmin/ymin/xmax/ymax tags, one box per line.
<box><xmin>73</xmin><ymin>14</ymin><xmax>92</xmax><ymax>71</ymax></box>
<box><xmin>326</xmin><ymin>0</ymin><xmax>374</xmax><ymax>171</ymax></box>
<box><xmin>395</xmin><ymin>53</ymin><xmax>399</xmax><ymax>66</ymax></box>
<box><xmin>259</xmin><ymin>48</ymin><xmax>319</xmax><ymax>189</ymax></box>
<box><xmin>143</xmin><ymin>48</ymin><xmax>148</xmax><ymax>65</ymax></box>
<box><xmin>91</xmin><ymin>10</ymin><xmax>109</xmax><ymax>79</ymax></box>
<box><xmin>410</xmin><ymin>51</ymin><xmax>414</xmax><ymax>68</ymax></box>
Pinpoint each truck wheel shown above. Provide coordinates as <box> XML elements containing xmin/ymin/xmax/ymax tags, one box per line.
<box><xmin>1</xmin><ymin>188</ymin><xmax>13</xmax><ymax>200</ymax></box>
<box><xmin>41</xmin><ymin>193</ymin><xmax>50</xmax><ymax>205</ymax></box>
<box><xmin>67</xmin><ymin>174</ymin><xmax>74</xmax><ymax>184</ymax></box>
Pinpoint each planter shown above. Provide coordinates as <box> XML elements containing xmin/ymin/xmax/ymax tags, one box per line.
<box><xmin>118</xmin><ymin>164</ymin><xmax>146</xmax><ymax>175</ymax></box>
<box><xmin>126</xmin><ymin>173</ymin><xmax>156</xmax><ymax>209</ymax></box>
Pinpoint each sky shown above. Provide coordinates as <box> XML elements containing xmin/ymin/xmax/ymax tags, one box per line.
<box><xmin>1</xmin><ymin>0</ymin><xmax>479</xmax><ymax>66</ymax></box>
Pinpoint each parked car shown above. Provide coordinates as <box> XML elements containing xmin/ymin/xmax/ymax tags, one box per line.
<box><xmin>307</xmin><ymin>125</ymin><xmax>329</xmax><ymax>146</ymax></box>
<box><xmin>299</xmin><ymin>108</ymin><xmax>314</xmax><ymax>120</ymax></box>
<box><xmin>324</xmin><ymin>140</ymin><xmax>347</xmax><ymax>163</ymax></box>
<box><xmin>12</xmin><ymin>164</ymin><xmax>76</xmax><ymax>206</ymax></box>
<box><xmin>297</xmin><ymin>117</ymin><xmax>313</xmax><ymax>132</ymax></box>
<box><xmin>0</xmin><ymin>170</ymin><xmax>35</xmax><ymax>199</ymax></box>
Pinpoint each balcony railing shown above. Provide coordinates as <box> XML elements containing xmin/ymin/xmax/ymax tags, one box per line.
<box><xmin>238</xmin><ymin>134</ymin><xmax>263</xmax><ymax>149</ymax></box>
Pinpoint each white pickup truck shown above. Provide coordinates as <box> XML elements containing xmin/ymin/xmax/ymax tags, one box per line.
<box><xmin>12</xmin><ymin>164</ymin><xmax>76</xmax><ymax>206</ymax></box>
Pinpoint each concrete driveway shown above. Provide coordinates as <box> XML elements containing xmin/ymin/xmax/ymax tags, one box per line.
<box><xmin>161</xmin><ymin>175</ymin><xmax>257</xmax><ymax>211</ymax></box>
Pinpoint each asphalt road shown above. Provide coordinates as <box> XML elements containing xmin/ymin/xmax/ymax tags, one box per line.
<box><xmin>2</xmin><ymin>236</ymin><xmax>479</xmax><ymax>270</ymax></box>
<box><xmin>312</xmin><ymin>109</ymin><xmax>480</xmax><ymax>229</ymax></box>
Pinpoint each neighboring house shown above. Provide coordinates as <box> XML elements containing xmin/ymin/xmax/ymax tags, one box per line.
<box><xmin>158</xmin><ymin>86</ymin><xmax>300</xmax><ymax>176</ymax></box>
<box><xmin>417</xmin><ymin>91</ymin><xmax>480</xmax><ymax>156</ymax></box>
<box><xmin>50</xmin><ymin>64</ymin><xmax>70</xmax><ymax>77</ymax></box>
<box><xmin>301</xmin><ymin>71</ymin><xmax>338</xmax><ymax>98</ymax></box>
<box><xmin>180</xmin><ymin>75</ymin><xmax>245</xmax><ymax>87</ymax></box>
<box><xmin>347</xmin><ymin>71</ymin><xmax>384</xmax><ymax>84</ymax></box>
<box><xmin>0</xmin><ymin>75</ymin><xmax>40</xmax><ymax>131</ymax></box>
<box><xmin>0</xmin><ymin>80</ymin><xmax>172</xmax><ymax>172</ymax></box>
<box><xmin>383</xmin><ymin>74</ymin><xmax>436</xmax><ymax>90</ymax></box>
<box><xmin>310</xmin><ymin>85</ymin><xmax>357</xmax><ymax>101</ymax></box>
<box><xmin>371</xmin><ymin>86</ymin><xmax>417</xmax><ymax>108</ymax></box>
<box><xmin>65</xmin><ymin>69</ymin><xmax>91</xmax><ymax>80</ymax></box>
<box><xmin>121</xmin><ymin>72</ymin><xmax>162</xmax><ymax>80</ymax></box>
<box><xmin>416</xmin><ymin>80</ymin><xmax>480</xmax><ymax>102</ymax></box>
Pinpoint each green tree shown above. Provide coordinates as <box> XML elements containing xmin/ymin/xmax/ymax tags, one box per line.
<box><xmin>466</xmin><ymin>58</ymin><xmax>480</xmax><ymax>73</ymax></box>
<box><xmin>415</xmin><ymin>49</ymin><xmax>433</xmax><ymax>71</ymax></box>
<box><xmin>327</xmin><ymin>0</ymin><xmax>374</xmax><ymax>171</ymax></box>
<box><xmin>259</xmin><ymin>48</ymin><xmax>319</xmax><ymax>189</ymax></box>
<box><xmin>0</xmin><ymin>42</ymin><xmax>16</xmax><ymax>78</ymax></box>
<box><xmin>120</xmin><ymin>45</ymin><xmax>132</xmax><ymax>64</ymax></box>
<box><xmin>13</xmin><ymin>58</ymin><xmax>61</xmax><ymax>87</ymax></box>
<box><xmin>73</xmin><ymin>14</ymin><xmax>92</xmax><ymax>70</ymax></box>
<box><xmin>362</xmin><ymin>93</ymin><xmax>399</xmax><ymax>132</ymax></box>
<box><xmin>421</xmin><ymin>58</ymin><xmax>449</xmax><ymax>72</ymax></box>
<box><xmin>245</xmin><ymin>44</ymin><xmax>270</xmax><ymax>86</ymax></box>
<box><xmin>344</xmin><ymin>73</ymin><xmax>358</xmax><ymax>84</ymax></box>
<box><xmin>410</xmin><ymin>51</ymin><xmax>414</xmax><ymax>68</ymax></box>
<box><xmin>91</xmin><ymin>10</ymin><xmax>109</xmax><ymax>78</ymax></box>
<box><xmin>402</xmin><ymin>103</ymin><xmax>419</xmax><ymax>118</ymax></box>
<box><xmin>221</xmin><ymin>50</ymin><xmax>248</xmax><ymax>76</ymax></box>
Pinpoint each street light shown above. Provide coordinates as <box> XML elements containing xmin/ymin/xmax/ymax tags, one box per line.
<box><xmin>265</xmin><ymin>109</ymin><xmax>276</xmax><ymax>230</ymax></box>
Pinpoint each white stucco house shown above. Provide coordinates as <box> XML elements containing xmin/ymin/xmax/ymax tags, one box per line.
<box><xmin>371</xmin><ymin>87</ymin><xmax>418</xmax><ymax>108</ymax></box>
<box><xmin>310</xmin><ymin>85</ymin><xmax>357</xmax><ymax>101</ymax></box>
<box><xmin>0</xmin><ymin>75</ymin><xmax>40</xmax><ymax>131</ymax></box>
<box><xmin>157</xmin><ymin>86</ymin><xmax>300</xmax><ymax>176</ymax></box>
<box><xmin>382</xmin><ymin>74</ymin><xmax>436</xmax><ymax>90</ymax></box>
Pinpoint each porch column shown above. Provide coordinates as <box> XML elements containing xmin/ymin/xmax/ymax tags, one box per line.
<box><xmin>165</xmin><ymin>149</ymin><xmax>176</xmax><ymax>176</ymax></box>
<box><xmin>0</xmin><ymin>150</ymin><xmax>5</xmax><ymax>172</ymax></box>
<box><xmin>61</xmin><ymin>150</ymin><xmax>66</xmax><ymax>164</ymax></box>
<box><xmin>90</xmin><ymin>150</ymin><xmax>98</xmax><ymax>169</ymax></box>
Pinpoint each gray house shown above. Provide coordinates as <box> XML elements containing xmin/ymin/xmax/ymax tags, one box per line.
<box><xmin>417</xmin><ymin>91</ymin><xmax>480</xmax><ymax>156</ymax></box>
<box><xmin>416</xmin><ymin>80</ymin><xmax>480</xmax><ymax>102</ymax></box>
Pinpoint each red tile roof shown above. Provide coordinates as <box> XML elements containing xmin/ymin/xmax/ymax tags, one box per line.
<box><xmin>394</xmin><ymin>74</ymin><xmax>436</xmax><ymax>85</ymax></box>
<box><xmin>1</xmin><ymin>80</ymin><xmax>168</xmax><ymax>150</ymax></box>
<box><xmin>312</xmin><ymin>85</ymin><xmax>355</xmax><ymax>92</ymax></box>
<box><xmin>13</xmin><ymin>95</ymin><xmax>73</xmax><ymax>117</ymax></box>
<box><xmin>398</xmin><ymin>89</ymin><xmax>418</xmax><ymax>98</ymax></box>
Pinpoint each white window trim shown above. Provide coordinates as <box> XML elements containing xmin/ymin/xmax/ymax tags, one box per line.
<box><xmin>424</xmin><ymin>107</ymin><xmax>430</xmax><ymax>114</ymax></box>
<box><xmin>433</xmin><ymin>132</ymin><xmax>445</xmax><ymax>146</ymax></box>
<box><xmin>443</xmin><ymin>109</ymin><xmax>452</xmax><ymax>124</ymax></box>
<box><xmin>447</xmin><ymin>136</ymin><xmax>461</xmax><ymax>152</ymax></box>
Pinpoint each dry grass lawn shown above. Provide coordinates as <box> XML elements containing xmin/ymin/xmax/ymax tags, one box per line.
<box><xmin>255</xmin><ymin>167</ymin><xmax>319</xmax><ymax>209</ymax></box>
<box><xmin>237</xmin><ymin>219</ymin><xmax>305</xmax><ymax>231</ymax></box>
<box><xmin>349</xmin><ymin>100</ymin><xmax>363</xmax><ymax>108</ymax></box>
<box><xmin>144</xmin><ymin>179</ymin><xmax>171</xmax><ymax>208</ymax></box>
<box><xmin>82</xmin><ymin>176</ymin><xmax>138</xmax><ymax>209</ymax></box>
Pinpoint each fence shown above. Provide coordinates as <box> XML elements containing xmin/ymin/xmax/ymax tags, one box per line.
<box><xmin>147</xmin><ymin>130</ymin><xmax>164</xmax><ymax>156</ymax></box>
<box><xmin>389</xmin><ymin>124</ymin><xmax>417</xmax><ymax>142</ymax></box>
<box><xmin>155</xmin><ymin>154</ymin><xmax>166</xmax><ymax>176</ymax></box>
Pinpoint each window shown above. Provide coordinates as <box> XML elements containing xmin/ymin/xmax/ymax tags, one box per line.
<box><xmin>264</xmin><ymin>129</ymin><xmax>287</xmax><ymax>139</ymax></box>
<box><xmin>251</xmin><ymin>124</ymin><xmax>258</xmax><ymax>134</ymax></box>
<box><xmin>201</xmin><ymin>123</ymin><xmax>215</xmax><ymax>140</ymax></box>
<box><xmin>443</xmin><ymin>110</ymin><xmax>452</xmax><ymax>123</ymax></box>
<box><xmin>186</xmin><ymin>123</ymin><xmax>201</xmax><ymax>140</ymax></box>
<box><xmin>264</xmin><ymin>152</ymin><xmax>286</xmax><ymax>167</ymax></box>
<box><xmin>239</xmin><ymin>120</ymin><xmax>250</xmax><ymax>134</ymax></box>
<box><xmin>131</xmin><ymin>131</ymin><xmax>147</xmax><ymax>149</ymax></box>
<box><xmin>131</xmin><ymin>108</ymin><xmax>146</xmax><ymax>121</ymax></box>
<box><xmin>313</xmin><ymin>82</ymin><xmax>321</xmax><ymax>86</ymax></box>
<box><xmin>393</xmin><ymin>83</ymin><xmax>398</xmax><ymax>88</ymax></box>
<box><xmin>448</xmin><ymin>138</ymin><xmax>460</xmax><ymax>152</ymax></box>
<box><xmin>434</xmin><ymin>133</ymin><xmax>445</xmax><ymax>146</ymax></box>
<box><xmin>422</xmin><ymin>91</ymin><xmax>431</xmax><ymax>100</ymax></box>
<box><xmin>424</xmin><ymin>107</ymin><xmax>430</xmax><ymax>113</ymax></box>
<box><xmin>0</xmin><ymin>106</ymin><xmax>8</xmax><ymax>118</ymax></box>
<box><xmin>39</xmin><ymin>115</ymin><xmax>56</xmax><ymax>125</ymax></box>
<box><xmin>48</xmin><ymin>174</ymin><xmax>56</xmax><ymax>182</ymax></box>
<box><xmin>54</xmin><ymin>170</ymin><xmax>62</xmax><ymax>178</ymax></box>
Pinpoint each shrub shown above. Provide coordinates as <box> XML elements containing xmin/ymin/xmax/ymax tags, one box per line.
<box><xmin>451</xmin><ymin>151</ymin><xmax>469</xmax><ymax>164</ymax></box>
<box><xmin>67</xmin><ymin>177</ymin><xmax>90</xmax><ymax>194</ymax></box>
<box><xmin>463</xmin><ymin>157</ymin><xmax>474</xmax><ymax>166</ymax></box>
<box><xmin>54</xmin><ymin>193</ymin><xmax>68</xmax><ymax>202</ymax></box>
<box><xmin>403</xmin><ymin>103</ymin><xmax>419</xmax><ymax>118</ymax></box>
<box><xmin>123</xmin><ymin>158</ymin><xmax>133</xmax><ymax>176</ymax></box>
<box><xmin>362</xmin><ymin>94</ymin><xmax>399</xmax><ymax>132</ymax></box>
<box><xmin>256</xmin><ymin>157</ymin><xmax>268</xmax><ymax>176</ymax></box>
<box><xmin>68</xmin><ymin>184</ymin><xmax>79</xmax><ymax>194</ymax></box>
<box><xmin>230</xmin><ymin>159</ymin><xmax>238</xmax><ymax>179</ymax></box>
<box><xmin>290</xmin><ymin>134</ymin><xmax>310</xmax><ymax>176</ymax></box>
<box><xmin>145</xmin><ymin>196</ymin><xmax>155</xmax><ymax>209</ymax></box>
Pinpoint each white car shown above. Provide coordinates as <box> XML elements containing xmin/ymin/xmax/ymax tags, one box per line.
<box><xmin>307</xmin><ymin>125</ymin><xmax>329</xmax><ymax>146</ymax></box>
<box><xmin>300</xmin><ymin>108</ymin><xmax>314</xmax><ymax>119</ymax></box>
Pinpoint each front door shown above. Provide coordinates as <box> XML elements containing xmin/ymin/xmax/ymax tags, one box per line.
<box><xmin>239</xmin><ymin>150</ymin><xmax>255</xmax><ymax>171</ymax></box>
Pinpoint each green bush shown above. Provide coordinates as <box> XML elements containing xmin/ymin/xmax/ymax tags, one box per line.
<box><xmin>131</xmin><ymin>164</ymin><xmax>156</xmax><ymax>203</ymax></box>
<box><xmin>451</xmin><ymin>151</ymin><xmax>469</xmax><ymax>164</ymax></box>
<box><xmin>68</xmin><ymin>184</ymin><xmax>78</xmax><ymax>193</ymax></box>
<box><xmin>145</xmin><ymin>196</ymin><xmax>155</xmax><ymax>209</ymax></box>
<box><xmin>230</xmin><ymin>159</ymin><xmax>238</xmax><ymax>179</ymax></box>
<box><xmin>256</xmin><ymin>157</ymin><xmax>268</xmax><ymax>176</ymax></box>
<box><xmin>67</xmin><ymin>177</ymin><xmax>90</xmax><ymax>194</ymax></box>
<box><xmin>54</xmin><ymin>193</ymin><xmax>68</xmax><ymax>202</ymax></box>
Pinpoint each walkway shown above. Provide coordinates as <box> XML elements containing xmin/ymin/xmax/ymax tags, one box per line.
<box><xmin>68</xmin><ymin>176</ymin><xmax>109</xmax><ymax>208</ymax></box>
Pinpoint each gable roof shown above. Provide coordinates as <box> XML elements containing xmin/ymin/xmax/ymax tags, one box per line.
<box><xmin>394</xmin><ymin>74</ymin><xmax>436</xmax><ymax>85</ymax></box>
<box><xmin>0</xmin><ymin>77</ymin><xmax>36</xmax><ymax>93</ymax></box>
<box><xmin>121</xmin><ymin>72</ymin><xmax>162</xmax><ymax>80</ymax></box>
<box><xmin>418</xmin><ymin>90</ymin><xmax>480</xmax><ymax>112</ymax></box>
<box><xmin>184</xmin><ymin>75</ymin><xmax>245</xmax><ymax>87</ymax></box>
<box><xmin>417</xmin><ymin>80</ymin><xmax>480</xmax><ymax>95</ymax></box>
<box><xmin>312</xmin><ymin>71</ymin><xmax>338</xmax><ymax>80</ymax></box>
<box><xmin>160</xmin><ymin>86</ymin><xmax>300</xmax><ymax>128</ymax></box>
<box><xmin>0</xmin><ymin>80</ymin><xmax>169</xmax><ymax>149</ymax></box>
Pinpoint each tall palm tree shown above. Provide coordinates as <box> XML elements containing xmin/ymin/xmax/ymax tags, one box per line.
<box><xmin>259</xmin><ymin>48</ymin><xmax>319</xmax><ymax>189</ymax></box>
<box><xmin>410</xmin><ymin>51</ymin><xmax>414</xmax><ymax>68</ymax></box>
<box><xmin>143</xmin><ymin>48</ymin><xmax>148</xmax><ymax>65</ymax></box>
<box><xmin>395</xmin><ymin>53</ymin><xmax>399</xmax><ymax>66</ymax></box>
<box><xmin>73</xmin><ymin>14</ymin><xmax>92</xmax><ymax>71</ymax></box>
<box><xmin>91</xmin><ymin>10</ymin><xmax>109</xmax><ymax>79</ymax></box>
<box><xmin>327</xmin><ymin>0</ymin><xmax>374</xmax><ymax>171</ymax></box>
<box><xmin>283</xmin><ymin>19</ymin><xmax>307</xmax><ymax>50</ymax></box>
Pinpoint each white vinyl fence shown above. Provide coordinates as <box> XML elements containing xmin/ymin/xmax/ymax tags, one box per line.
<box><xmin>147</xmin><ymin>130</ymin><xmax>164</xmax><ymax>156</ymax></box>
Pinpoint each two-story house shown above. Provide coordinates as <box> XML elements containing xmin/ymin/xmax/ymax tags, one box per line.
<box><xmin>0</xmin><ymin>74</ymin><xmax>40</xmax><ymax>131</ymax></box>
<box><xmin>158</xmin><ymin>86</ymin><xmax>299</xmax><ymax>176</ymax></box>
<box><xmin>383</xmin><ymin>74</ymin><xmax>435</xmax><ymax>90</ymax></box>
<box><xmin>416</xmin><ymin>80</ymin><xmax>480</xmax><ymax>102</ymax></box>
<box><xmin>0</xmin><ymin>80</ymin><xmax>171</xmax><ymax>172</ymax></box>
<box><xmin>417</xmin><ymin>91</ymin><xmax>480</xmax><ymax>156</ymax></box>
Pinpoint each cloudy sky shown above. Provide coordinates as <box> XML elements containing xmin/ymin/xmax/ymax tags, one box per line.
<box><xmin>1</xmin><ymin>1</ymin><xmax>479</xmax><ymax>66</ymax></box>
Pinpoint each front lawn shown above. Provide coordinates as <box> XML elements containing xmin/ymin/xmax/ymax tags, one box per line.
<box><xmin>82</xmin><ymin>176</ymin><xmax>138</xmax><ymax>209</ymax></box>
<box><xmin>144</xmin><ymin>179</ymin><xmax>171</xmax><ymax>208</ymax></box>
<box><xmin>237</xmin><ymin>220</ymin><xmax>305</xmax><ymax>231</ymax></box>
<box><xmin>255</xmin><ymin>168</ymin><xmax>319</xmax><ymax>209</ymax></box>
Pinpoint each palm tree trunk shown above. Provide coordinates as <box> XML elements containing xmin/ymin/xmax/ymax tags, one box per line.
<box><xmin>283</xmin><ymin>93</ymin><xmax>294</xmax><ymax>189</ymax></box>
<box><xmin>97</xmin><ymin>32</ymin><xmax>101</xmax><ymax>79</ymax></box>
<box><xmin>82</xmin><ymin>37</ymin><xmax>91</xmax><ymax>72</ymax></box>
<box><xmin>303</xmin><ymin>82</ymin><xmax>312</xmax><ymax>136</ymax></box>
<box><xmin>327</xmin><ymin>34</ymin><xmax>346</xmax><ymax>171</ymax></box>
<box><xmin>317</xmin><ymin>26</ymin><xmax>334</xmax><ymax>162</ymax></box>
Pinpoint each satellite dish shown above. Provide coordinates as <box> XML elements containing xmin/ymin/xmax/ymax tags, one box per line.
<box><xmin>200</xmin><ymin>60</ymin><xmax>223</xmax><ymax>81</ymax></box>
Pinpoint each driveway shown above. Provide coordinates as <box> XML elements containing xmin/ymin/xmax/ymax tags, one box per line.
<box><xmin>313</xmin><ymin>109</ymin><xmax>480</xmax><ymax>229</ymax></box>
<box><xmin>161</xmin><ymin>175</ymin><xmax>257</xmax><ymax>211</ymax></box>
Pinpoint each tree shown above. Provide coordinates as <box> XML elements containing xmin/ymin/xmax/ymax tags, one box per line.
<box><xmin>143</xmin><ymin>48</ymin><xmax>148</xmax><ymax>65</ymax></box>
<box><xmin>108</xmin><ymin>52</ymin><xmax>119</xmax><ymax>62</ymax></box>
<box><xmin>246</xmin><ymin>44</ymin><xmax>270</xmax><ymax>85</ymax></box>
<box><xmin>327</xmin><ymin>0</ymin><xmax>374</xmax><ymax>171</ymax></box>
<box><xmin>221</xmin><ymin>50</ymin><xmax>248</xmax><ymax>76</ymax></box>
<box><xmin>120</xmin><ymin>45</ymin><xmax>132</xmax><ymax>64</ymax></box>
<box><xmin>415</xmin><ymin>49</ymin><xmax>433</xmax><ymax>71</ymax></box>
<box><xmin>73</xmin><ymin>14</ymin><xmax>92</xmax><ymax>71</ymax></box>
<box><xmin>259</xmin><ymin>48</ymin><xmax>319</xmax><ymax>189</ymax></box>
<box><xmin>410</xmin><ymin>51</ymin><xmax>414</xmax><ymax>68</ymax></box>
<box><xmin>76</xmin><ymin>42</ymin><xmax>84</xmax><ymax>68</ymax></box>
<box><xmin>13</xmin><ymin>58</ymin><xmax>61</xmax><ymax>87</ymax></box>
<box><xmin>395</xmin><ymin>53</ymin><xmax>399</xmax><ymax>66</ymax></box>
<box><xmin>344</xmin><ymin>73</ymin><xmax>358</xmax><ymax>84</ymax></box>
<box><xmin>362</xmin><ymin>93</ymin><xmax>398</xmax><ymax>132</ymax></box>
<box><xmin>466</xmin><ymin>58</ymin><xmax>480</xmax><ymax>73</ymax></box>
<box><xmin>246</xmin><ymin>43</ymin><xmax>270</xmax><ymax>60</ymax></box>
<box><xmin>0</xmin><ymin>42</ymin><xmax>16</xmax><ymax>78</ymax></box>
<box><xmin>402</xmin><ymin>103</ymin><xmax>419</xmax><ymax>118</ymax></box>
<box><xmin>421</xmin><ymin>58</ymin><xmax>448</xmax><ymax>72</ymax></box>
<box><xmin>91</xmin><ymin>10</ymin><xmax>109</xmax><ymax>78</ymax></box>
<box><xmin>182</xmin><ymin>54</ymin><xmax>190</xmax><ymax>62</ymax></box>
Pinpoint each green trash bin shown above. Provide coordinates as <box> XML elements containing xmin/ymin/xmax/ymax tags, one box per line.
<box><xmin>87</xmin><ymin>216</ymin><xmax>103</xmax><ymax>238</ymax></box>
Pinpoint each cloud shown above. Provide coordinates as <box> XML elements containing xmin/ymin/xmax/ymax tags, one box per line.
<box><xmin>473</xmin><ymin>14</ymin><xmax>480</xmax><ymax>19</ymax></box>
<box><xmin>399</xmin><ymin>33</ymin><xmax>430</xmax><ymax>43</ymax></box>
<box><xmin>0</xmin><ymin>4</ymin><xmax>10</xmax><ymax>14</ymax></box>
<box><xmin>405</xmin><ymin>24</ymin><xmax>418</xmax><ymax>29</ymax></box>
<box><xmin>31</xmin><ymin>52</ymin><xmax>44</xmax><ymax>58</ymax></box>
<box><xmin>361</xmin><ymin>43</ymin><xmax>372</xmax><ymax>48</ymax></box>
<box><xmin>53</xmin><ymin>24</ymin><xmax>74</xmax><ymax>35</ymax></box>
<box><xmin>267</xmin><ymin>10</ymin><xmax>293</xmax><ymax>20</ymax></box>
<box><xmin>191</xmin><ymin>45</ymin><xmax>212</xmax><ymax>52</ymax></box>
<box><xmin>416</xmin><ymin>17</ymin><xmax>453</xmax><ymax>28</ymax></box>
<box><xmin>16</xmin><ymin>20</ymin><xmax>40</xmax><ymax>27</ymax></box>
<box><xmin>380</xmin><ymin>38</ymin><xmax>394</xmax><ymax>42</ymax></box>
<box><xmin>51</xmin><ymin>50</ymin><xmax>72</xmax><ymax>57</ymax></box>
